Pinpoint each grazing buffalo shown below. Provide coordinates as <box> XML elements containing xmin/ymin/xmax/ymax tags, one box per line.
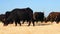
<box><xmin>0</xmin><ymin>14</ymin><xmax>5</xmax><ymax>22</ymax></box>
<box><xmin>33</xmin><ymin>12</ymin><xmax>44</xmax><ymax>23</ymax></box>
<box><xmin>45</xmin><ymin>12</ymin><xmax>60</xmax><ymax>23</ymax></box>
<box><xmin>3</xmin><ymin>7</ymin><xmax>35</xmax><ymax>26</ymax></box>
<box><xmin>5</xmin><ymin>11</ymin><xmax>11</xmax><ymax>19</ymax></box>
<box><xmin>5</xmin><ymin>11</ymin><xmax>13</xmax><ymax>24</ymax></box>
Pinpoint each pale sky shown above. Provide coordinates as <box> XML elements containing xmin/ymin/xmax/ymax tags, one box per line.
<box><xmin>0</xmin><ymin>0</ymin><xmax>60</xmax><ymax>17</ymax></box>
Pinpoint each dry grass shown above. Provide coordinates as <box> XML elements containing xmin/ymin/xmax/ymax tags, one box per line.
<box><xmin>0</xmin><ymin>22</ymin><xmax>60</xmax><ymax>34</ymax></box>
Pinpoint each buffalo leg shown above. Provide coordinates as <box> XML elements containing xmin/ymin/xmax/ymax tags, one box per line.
<box><xmin>28</xmin><ymin>21</ymin><xmax>31</xmax><ymax>26</ymax></box>
<box><xmin>18</xmin><ymin>21</ymin><xmax>21</xmax><ymax>26</ymax></box>
<box><xmin>32</xmin><ymin>20</ymin><xmax>35</xmax><ymax>26</ymax></box>
<box><xmin>15</xmin><ymin>22</ymin><xmax>17</xmax><ymax>26</ymax></box>
<box><xmin>56</xmin><ymin>21</ymin><xmax>59</xmax><ymax>24</ymax></box>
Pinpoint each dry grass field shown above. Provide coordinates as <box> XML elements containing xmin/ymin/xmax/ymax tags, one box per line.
<box><xmin>0</xmin><ymin>22</ymin><xmax>60</xmax><ymax>34</ymax></box>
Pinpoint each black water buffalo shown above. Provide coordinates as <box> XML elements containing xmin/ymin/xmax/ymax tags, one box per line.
<box><xmin>33</xmin><ymin>12</ymin><xmax>44</xmax><ymax>23</ymax></box>
<box><xmin>3</xmin><ymin>7</ymin><xmax>35</xmax><ymax>26</ymax></box>
<box><xmin>0</xmin><ymin>14</ymin><xmax>5</xmax><ymax>22</ymax></box>
<box><xmin>45</xmin><ymin>12</ymin><xmax>60</xmax><ymax>24</ymax></box>
<box><xmin>5</xmin><ymin>11</ymin><xmax>13</xmax><ymax>24</ymax></box>
<box><xmin>5</xmin><ymin>11</ymin><xmax>11</xmax><ymax>19</ymax></box>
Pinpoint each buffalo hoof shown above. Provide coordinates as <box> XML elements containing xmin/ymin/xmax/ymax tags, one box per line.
<box><xmin>33</xmin><ymin>25</ymin><xmax>35</xmax><ymax>26</ymax></box>
<box><xmin>15</xmin><ymin>25</ymin><xmax>17</xmax><ymax>26</ymax></box>
<box><xmin>19</xmin><ymin>24</ymin><xmax>21</xmax><ymax>26</ymax></box>
<box><xmin>56</xmin><ymin>22</ymin><xmax>59</xmax><ymax>24</ymax></box>
<box><xmin>3</xmin><ymin>25</ymin><xmax>8</xmax><ymax>26</ymax></box>
<box><xmin>28</xmin><ymin>25</ymin><xmax>30</xmax><ymax>26</ymax></box>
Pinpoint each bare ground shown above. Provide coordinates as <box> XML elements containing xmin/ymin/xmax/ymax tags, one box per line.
<box><xmin>0</xmin><ymin>22</ymin><xmax>60</xmax><ymax>34</ymax></box>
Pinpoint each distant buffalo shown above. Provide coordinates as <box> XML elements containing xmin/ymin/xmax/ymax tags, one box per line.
<box><xmin>33</xmin><ymin>12</ymin><xmax>44</xmax><ymax>23</ymax></box>
<box><xmin>3</xmin><ymin>7</ymin><xmax>35</xmax><ymax>26</ymax></box>
<box><xmin>45</xmin><ymin>12</ymin><xmax>60</xmax><ymax>24</ymax></box>
<box><xmin>55</xmin><ymin>13</ymin><xmax>60</xmax><ymax>24</ymax></box>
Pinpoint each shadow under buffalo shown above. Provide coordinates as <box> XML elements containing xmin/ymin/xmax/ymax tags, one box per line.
<box><xmin>36</xmin><ymin>23</ymin><xmax>52</xmax><ymax>26</ymax></box>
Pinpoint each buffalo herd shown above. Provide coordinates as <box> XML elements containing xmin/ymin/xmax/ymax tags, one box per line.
<box><xmin>0</xmin><ymin>7</ymin><xmax>60</xmax><ymax>26</ymax></box>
